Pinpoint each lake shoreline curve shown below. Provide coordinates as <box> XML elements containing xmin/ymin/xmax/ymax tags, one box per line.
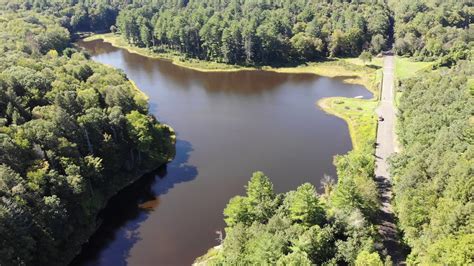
<box><xmin>78</xmin><ymin>35</ymin><xmax>380</xmax><ymax>264</ymax></box>
<box><xmin>81</xmin><ymin>34</ymin><xmax>381</xmax><ymax>148</ymax></box>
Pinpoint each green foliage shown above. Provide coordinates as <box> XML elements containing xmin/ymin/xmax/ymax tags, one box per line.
<box><xmin>218</xmin><ymin>172</ymin><xmax>379</xmax><ymax>265</ymax></box>
<box><xmin>331</xmin><ymin>144</ymin><xmax>379</xmax><ymax>218</ymax></box>
<box><xmin>390</xmin><ymin>0</ymin><xmax>470</xmax><ymax>63</ymax></box>
<box><xmin>355</xmin><ymin>250</ymin><xmax>383</xmax><ymax>266</ymax></box>
<box><xmin>112</xmin><ymin>0</ymin><xmax>390</xmax><ymax>65</ymax></box>
<box><xmin>285</xmin><ymin>183</ymin><xmax>325</xmax><ymax>226</ymax></box>
<box><xmin>390</xmin><ymin>60</ymin><xmax>473</xmax><ymax>264</ymax></box>
<box><xmin>1</xmin><ymin>0</ymin><xmax>119</xmax><ymax>32</ymax></box>
<box><xmin>0</xmin><ymin>9</ymin><xmax>174</xmax><ymax>265</ymax></box>
<box><xmin>359</xmin><ymin>51</ymin><xmax>373</xmax><ymax>65</ymax></box>
<box><xmin>277</xmin><ymin>250</ymin><xmax>312</xmax><ymax>266</ymax></box>
<box><xmin>223</xmin><ymin>196</ymin><xmax>250</xmax><ymax>227</ymax></box>
<box><xmin>421</xmin><ymin>234</ymin><xmax>474</xmax><ymax>265</ymax></box>
<box><xmin>245</xmin><ymin>171</ymin><xmax>276</xmax><ymax>222</ymax></box>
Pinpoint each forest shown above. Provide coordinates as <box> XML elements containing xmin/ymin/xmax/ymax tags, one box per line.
<box><xmin>390</xmin><ymin>0</ymin><xmax>470</xmax><ymax>62</ymax></box>
<box><xmin>206</xmin><ymin>147</ymin><xmax>384</xmax><ymax>265</ymax></box>
<box><xmin>387</xmin><ymin>1</ymin><xmax>473</xmax><ymax>264</ymax></box>
<box><xmin>390</xmin><ymin>61</ymin><xmax>473</xmax><ymax>265</ymax></box>
<box><xmin>113</xmin><ymin>0</ymin><xmax>392</xmax><ymax>65</ymax></box>
<box><xmin>0</xmin><ymin>0</ymin><xmax>472</xmax><ymax>265</ymax></box>
<box><xmin>0</xmin><ymin>8</ymin><xmax>174</xmax><ymax>265</ymax></box>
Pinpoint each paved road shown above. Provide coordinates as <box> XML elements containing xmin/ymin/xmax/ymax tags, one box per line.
<box><xmin>375</xmin><ymin>55</ymin><xmax>406</xmax><ymax>264</ymax></box>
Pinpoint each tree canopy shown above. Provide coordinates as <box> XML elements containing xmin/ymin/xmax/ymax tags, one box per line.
<box><xmin>112</xmin><ymin>0</ymin><xmax>391</xmax><ymax>65</ymax></box>
<box><xmin>0</xmin><ymin>9</ymin><xmax>174</xmax><ymax>265</ymax></box>
<box><xmin>390</xmin><ymin>60</ymin><xmax>473</xmax><ymax>264</ymax></box>
<box><xmin>390</xmin><ymin>0</ymin><xmax>471</xmax><ymax>63</ymax></box>
<box><xmin>215</xmin><ymin>171</ymin><xmax>380</xmax><ymax>264</ymax></box>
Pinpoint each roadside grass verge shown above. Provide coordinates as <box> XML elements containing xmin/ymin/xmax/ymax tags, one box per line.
<box><xmin>395</xmin><ymin>57</ymin><xmax>433</xmax><ymax>79</ymax></box>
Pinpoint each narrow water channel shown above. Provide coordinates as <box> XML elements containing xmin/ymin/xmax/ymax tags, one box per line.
<box><xmin>73</xmin><ymin>39</ymin><xmax>372</xmax><ymax>265</ymax></box>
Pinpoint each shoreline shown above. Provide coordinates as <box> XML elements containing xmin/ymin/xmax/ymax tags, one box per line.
<box><xmin>82</xmin><ymin>33</ymin><xmax>381</xmax><ymax>148</ymax></box>
<box><xmin>82</xmin><ymin>33</ymin><xmax>380</xmax><ymax>264</ymax></box>
<box><xmin>82</xmin><ymin>33</ymin><xmax>381</xmax><ymax>95</ymax></box>
<box><xmin>317</xmin><ymin>97</ymin><xmax>377</xmax><ymax>152</ymax></box>
<box><xmin>70</xmin><ymin>123</ymin><xmax>176</xmax><ymax>265</ymax></box>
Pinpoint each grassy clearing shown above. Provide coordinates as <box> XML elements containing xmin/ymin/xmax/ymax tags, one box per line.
<box><xmin>395</xmin><ymin>57</ymin><xmax>433</xmax><ymax>79</ymax></box>
<box><xmin>318</xmin><ymin>97</ymin><xmax>378</xmax><ymax>151</ymax></box>
<box><xmin>393</xmin><ymin>57</ymin><xmax>433</xmax><ymax>108</ymax></box>
<box><xmin>270</xmin><ymin>59</ymin><xmax>381</xmax><ymax>97</ymax></box>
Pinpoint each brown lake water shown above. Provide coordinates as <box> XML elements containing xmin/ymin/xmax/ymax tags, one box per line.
<box><xmin>73</xmin><ymin>39</ymin><xmax>372</xmax><ymax>266</ymax></box>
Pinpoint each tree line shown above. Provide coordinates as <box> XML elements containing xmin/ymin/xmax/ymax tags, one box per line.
<box><xmin>2</xmin><ymin>0</ymin><xmax>120</xmax><ymax>33</ymax></box>
<box><xmin>114</xmin><ymin>0</ymin><xmax>391</xmax><ymax>65</ymax></box>
<box><xmin>390</xmin><ymin>0</ymin><xmax>471</xmax><ymax>64</ymax></box>
<box><xmin>0</xmin><ymin>9</ymin><xmax>174</xmax><ymax>265</ymax></box>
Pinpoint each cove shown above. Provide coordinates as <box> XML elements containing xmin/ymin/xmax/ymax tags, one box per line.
<box><xmin>73</xmin><ymin>39</ymin><xmax>372</xmax><ymax>265</ymax></box>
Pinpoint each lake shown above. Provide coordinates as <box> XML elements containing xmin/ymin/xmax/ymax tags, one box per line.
<box><xmin>73</xmin><ymin>39</ymin><xmax>371</xmax><ymax>265</ymax></box>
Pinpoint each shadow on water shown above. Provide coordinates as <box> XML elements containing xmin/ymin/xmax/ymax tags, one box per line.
<box><xmin>74</xmin><ymin>39</ymin><xmax>374</xmax><ymax>265</ymax></box>
<box><xmin>71</xmin><ymin>139</ymin><xmax>197</xmax><ymax>266</ymax></box>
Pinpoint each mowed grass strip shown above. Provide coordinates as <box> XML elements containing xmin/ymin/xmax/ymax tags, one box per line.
<box><xmin>395</xmin><ymin>57</ymin><xmax>433</xmax><ymax>79</ymax></box>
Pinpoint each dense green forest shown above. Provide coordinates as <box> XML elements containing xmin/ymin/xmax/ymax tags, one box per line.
<box><xmin>387</xmin><ymin>1</ymin><xmax>473</xmax><ymax>264</ymax></box>
<box><xmin>209</xmin><ymin>170</ymin><xmax>382</xmax><ymax>265</ymax></box>
<box><xmin>0</xmin><ymin>0</ymin><xmax>472</xmax><ymax>265</ymax></box>
<box><xmin>390</xmin><ymin>0</ymin><xmax>471</xmax><ymax>63</ymax></box>
<box><xmin>0</xmin><ymin>9</ymin><xmax>174</xmax><ymax>265</ymax></box>
<box><xmin>1</xmin><ymin>0</ymin><xmax>121</xmax><ymax>32</ymax></box>
<box><xmin>114</xmin><ymin>0</ymin><xmax>391</xmax><ymax>65</ymax></box>
<box><xmin>390</xmin><ymin>61</ymin><xmax>473</xmax><ymax>265</ymax></box>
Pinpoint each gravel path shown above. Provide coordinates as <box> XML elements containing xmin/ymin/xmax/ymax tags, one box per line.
<box><xmin>375</xmin><ymin>55</ymin><xmax>406</xmax><ymax>264</ymax></box>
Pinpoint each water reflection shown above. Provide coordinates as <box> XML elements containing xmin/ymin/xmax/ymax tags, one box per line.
<box><xmin>72</xmin><ymin>139</ymin><xmax>197</xmax><ymax>266</ymax></box>
<box><xmin>80</xmin><ymin>40</ymin><xmax>324</xmax><ymax>94</ymax></box>
<box><xmin>75</xmin><ymin>39</ymin><xmax>372</xmax><ymax>265</ymax></box>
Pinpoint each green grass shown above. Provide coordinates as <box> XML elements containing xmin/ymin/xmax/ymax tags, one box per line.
<box><xmin>318</xmin><ymin>97</ymin><xmax>378</xmax><ymax>151</ymax></box>
<box><xmin>343</xmin><ymin>57</ymin><xmax>383</xmax><ymax>68</ymax></box>
<box><xmin>395</xmin><ymin>57</ymin><xmax>433</xmax><ymax>79</ymax></box>
<box><xmin>392</xmin><ymin>57</ymin><xmax>433</xmax><ymax>108</ymax></box>
<box><xmin>393</xmin><ymin>57</ymin><xmax>434</xmax><ymax>108</ymax></box>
